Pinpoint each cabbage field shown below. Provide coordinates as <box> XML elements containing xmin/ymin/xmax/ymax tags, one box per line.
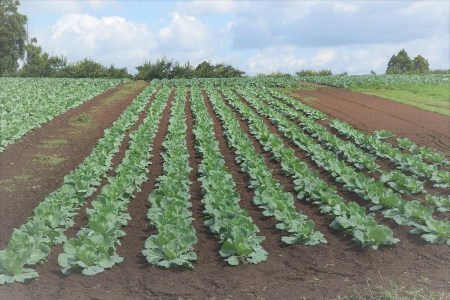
<box><xmin>299</xmin><ymin>74</ymin><xmax>450</xmax><ymax>89</ymax></box>
<box><xmin>0</xmin><ymin>78</ymin><xmax>128</xmax><ymax>152</ymax></box>
<box><xmin>0</xmin><ymin>77</ymin><xmax>449</xmax><ymax>298</ymax></box>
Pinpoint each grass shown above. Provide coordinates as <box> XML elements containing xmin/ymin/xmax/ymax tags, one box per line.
<box><xmin>39</xmin><ymin>139</ymin><xmax>69</xmax><ymax>149</ymax></box>
<box><xmin>300</xmin><ymin>96</ymin><xmax>317</xmax><ymax>102</ymax></box>
<box><xmin>340</xmin><ymin>282</ymin><xmax>450</xmax><ymax>300</ymax></box>
<box><xmin>279</xmin><ymin>82</ymin><xmax>318</xmax><ymax>95</ymax></box>
<box><xmin>33</xmin><ymin>154</ymin><xmax>67</xmax><ymax>166</ymax></box>
<box><xmin>352</xmin><ymin>84</ymin><xmax>450</xmax><ymax>117</ymax></box>
<box><xmin>0</xmin><ymin>173</ymin><xmax>37</xmax><ymax>192</ymax></box>
<box><xmin>13</xmin><ymin>174</ymin><xmax>35</xmax><ymax>181</ymax></box>
<box><xmin>104</xmin><ymin>80</ymin><xmax>148</xmax><ymax>103</ymax></box>
<box><xmin>74</xmin><ymin>113</ymin><xmax>91</xmax><ymax>123</ymax></box>
<box><xmin>69</xmin><ymin>113</ymin><xmax>92</xmax><ymax>128</ymax></box>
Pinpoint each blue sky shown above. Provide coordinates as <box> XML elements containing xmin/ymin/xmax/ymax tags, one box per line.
<box><xmin>20</xmin><ymin>0</ymin><xmax>450</xmax><ymax>75</ymax></box>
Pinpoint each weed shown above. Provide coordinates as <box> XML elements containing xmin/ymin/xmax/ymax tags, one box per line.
<box><xmin>340</xmin><ymin>282</ymin><xmax>450</xmax><ymax>300</ymax></box>
<box><xmin>33</xmin><ymin>154</ymin><xmax>66</xmax><ymax>166</ymax></box>
<box><xmin>39</xmin><ymin>139</ymin><xmax>68</xmax><ymax>149</ymax></box>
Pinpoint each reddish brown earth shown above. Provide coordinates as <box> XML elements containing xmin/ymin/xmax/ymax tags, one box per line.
<box><xmin>294</xmin><ymin>84</ymin><xmax>450</xmax><ymax>153</ymax></box>
<box><xmin>1</xmin><ymin>84</ymin><xmax>449</xmax><ymax>300</ymax></box>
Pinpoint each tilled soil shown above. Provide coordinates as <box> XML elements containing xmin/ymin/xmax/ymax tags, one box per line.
<box><xmin>0</xmin><ymin>84</ymin><xmax>449</xmax><ymax>300</ymax></box>
<box><xmin>295</xmin><ymin>84</ymin><xmax>450</xmax><ymax>153</ymax></box>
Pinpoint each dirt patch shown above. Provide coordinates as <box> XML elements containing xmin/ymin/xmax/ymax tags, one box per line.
<box><xmin>294</xmin><ymin>84</ymin><xmax>450</xmax><ymax>153</ymax></box>
<box><xmin>1</xmin><ymin>84</ymin><xmax>449</xmax><ymax>300</ymax></box>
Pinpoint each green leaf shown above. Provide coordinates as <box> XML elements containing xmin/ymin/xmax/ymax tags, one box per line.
<box><xmin>82</xmin><ymin>265</ymin><xmax>104</xmax><ymax>276</ymax></box>
<box><xmin>226</xmin><ymin>256</ymin><xmax>240</xmax><ymax>266</ymax></box>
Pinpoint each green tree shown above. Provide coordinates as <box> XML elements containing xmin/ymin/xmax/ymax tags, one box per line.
<box><xmin>59</xmin><ymin>58</ymin><xmax>106</xmax><ymax>78</ymax></box>
<box><xmin>195</xmin><ymin>61</ymin><xmax>215</xmax><ymax>78</ymax></box>
<box><xmin>386</xmin><ymin>49</ymin><xmax>413</xmax><ymax>74</ymax></box>
<box><xmin>135</xmin><ymin>58</ymin><xmax>244</xmax><ymax>80</ymax></box>
<box><xmin>20</xmin><ymin>38</ymin><xmax>66</xmax><ymax>77</ymax></box>
<box><xmin>135</xmin><ymin>57</ymin><xmax>173</xmax><ymax>81</ymax></box>
<box><xmin>0</xmin><ymin>0</ymin><xmax>27</xmax><ymax>76</ymax></box>
<box><xmin>171</xmin><ymin>61</ymin><xmax>194</xmax><ymax>78</ymax></box>
<box><xmin>296</xmin><ymin>69</ymin><xmax>332</xmax><ymax>77</ymax></box>
<box><xmin>106</xmin><ymin>64</ymin><xmax>130</xmax><ymax>79</ymax></box>
<box><xmin>412</xmin><ymin>55</ymin><xmax>429</xmax><ymax>74</ymax></box>
<box><xmin>59</xmin><ymin>58</ymin><xmax>129</xmax><ymax>78</ymax></box>
<box><xmin>213</xmin><ymin>63</ymin><xmax>245</xmax><ymax>77</ymax></box>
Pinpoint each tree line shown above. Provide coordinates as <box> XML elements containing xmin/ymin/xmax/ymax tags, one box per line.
<box><xmin>13</xmin><ymin>37</ymin><xmax>244</xmax><ymax>79</ymax></box>
<box><xmin>386</xmin><ymin>49</ymin><xmax>430</xmax><ymax>74</ymax></box>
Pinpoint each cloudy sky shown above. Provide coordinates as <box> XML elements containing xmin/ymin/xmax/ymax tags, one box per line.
<box><xmin>20</xmin><ymin>0</ymin><xmax>450</xmax><ymax>75</ymax></box>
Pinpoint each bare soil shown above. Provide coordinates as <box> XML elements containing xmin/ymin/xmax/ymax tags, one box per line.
<box><xmin>1</xmin><ymin>84</ymin><xmax>449</xmax><ymax>300</ymax></box>
<box><xmin>294</xmin><ymin>84</ymin><xmax>450</xmax><ymax>153</ymax></box>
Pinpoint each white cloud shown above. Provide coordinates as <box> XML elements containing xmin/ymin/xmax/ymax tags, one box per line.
<box><xmin>317</xmin><ymin>34</ymin><xmax>450</xmax><ymax>74</ymax></box>
<box><xmin>401</xmin><ymin>1</ymin><xmax>448</xmax><ymax>18</ymax></box>
<box><xmin>21</xmin><ymin>0</ymin><xmax>109</xmax><ymax>15</ymax></box>
<box><xmin>24</xmin><ymin>1</ymin><xmax>450</xmax><ymax>75</ymax></box>
<box><xmin>231</xmin><ymin>1</ymin><xmax>449</xmax><ymax>49</ymax></box>
<box><xmin>177</xmin><ymin>0</ymin><xmax>245</xmax><ymax>15</ymax></box>
<box><xmin>247</xmin><ymin>47</ymin><xmax>306</xmax><ymax>74</ymax></box>
<box><xmin>31</xmin><ymin>11</ymin><xmax>217</xmax><ymax>73</ymax></box>
<box><xmin>34</xmin><ymin>13</ymin><xmax>154</xmax><ymax>71</ymax></box>
<box><xmin>157</xmin><ymin>12</ymin><xmax>211</xmax><ymax>50</ymax></box>
<box><xmin>333</xmin><ymin>2</ymin><xmax>358</xmax><ymax>14</ymax></box>
<box><xmin>311</xmin><ymin>49</ymin><xmax>336</xmax><ymax>67</ymax></box>
<box><xmin>278</xmin><ymin>1</ymin><xmax>320</xmax><ymax>24</ymax></box>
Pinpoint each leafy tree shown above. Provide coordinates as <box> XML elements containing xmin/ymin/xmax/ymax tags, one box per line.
<box><xmin>171</xmin><ymin>61</ymin><xmax>194</xmax><ymax>78</ymax></box>
<box><xmin>257</xmin><ymin>71</ymin><xmax>292</xmax><ymax>78</ymax></box>
<box><xmin>60</xmin><ymin>58</ymin><xmax>130</xmax><ymax>78</ymax></box>
<box><xmin>412</xmin><ymin>55</ymin><xmax>429</xmax><ymax>74</ymax></box>
<box><xmin>105</xmin><ymin>64</ymin><xmax>130</xmax><ymax>79</ymax></box>
<box><xmin>135</xmin><ymin>57</ymin><xmax>173</xmax><ymax>81</ymax></box>
<box><xmin>0</xmin><ymin>0</ymin><xmax>27</xmax><ymax>76</ymax></box>
<box><xmin>135</xmin><ymin>58</ymin><xmax>244</xmax><ymax>80</ymax></box>
<box><xmin>20</xmin><ymin>38</ymin><xmax>66</xmax><ymax>77</ymax></box>
<box><xmin>59</xmin><ymin>58</ymin><xmax>105</xmax><ymax>78</ymax></box>
<box><xmin>386</xmin><ymin>49</ymin><xmax>413</xmax><ymax>74</ymax></box>
<box><xmin>386</xmin><ymin>49</ymin><xmax>431</xmax><ymax>74</ymax></box>
<box><xmin>213</xmin><ymin>63</ymin><xmax>245</xmax><ymax>77</ymax></box>
<box><xmin>296</xmin><ymin>69</ymin><xmax>332</xmax><ymax>76</ymax></box>
<box><xmin>195</xmin><ymin>61</ymin><xmax>215</xmax><ymax>78</ymax></box>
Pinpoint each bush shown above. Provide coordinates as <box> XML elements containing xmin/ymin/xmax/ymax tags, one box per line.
<box><xmin>135</xmin><ymin>58</ymin><xmax>245</xmax><ymax>81</ymax></box>
<box><xmin>296</xmin><ymin>69</ymin><xmax>332</xmax><ymax>77</ymax></box>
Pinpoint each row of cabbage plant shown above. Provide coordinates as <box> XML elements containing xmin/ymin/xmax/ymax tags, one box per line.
<box><xmin>58</xmin><ymin>86</ymin><xmax>171</xmax><ymax>275</ymax></box>
<box><xmin>190</xmin><ymin>85</ymin><xmax>268</xmax><ymax>265</ymax></box>
<box><xmin>142</xmin><ymin>85</ymin><xmax>198</xmax><ymax>268</ymax></box>
<box><xmin>219</xmin><ymin>86</ymin><xmax>398</xmax><ymax>249</ymax></box>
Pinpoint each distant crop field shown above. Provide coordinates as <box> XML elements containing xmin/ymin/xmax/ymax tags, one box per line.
<box><xmin>0</xmin><ymin>78</ymin><xmax>128</xmax><ymax>151</ymax></box>
<box><xmin>1</xmin><ymin>77</ymin><xmax>449</xmax><ymax>299</ymax></box>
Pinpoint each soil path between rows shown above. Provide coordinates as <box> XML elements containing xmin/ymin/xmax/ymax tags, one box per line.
<box><xmin>0</xmin><ymin>80</ymin><xmax>148</xmax><ymax>246</ymax></box>
<box><xmin>294</xmin><ymin>84</ymin><xmax>450</xmax><ymax>153</ymax></box>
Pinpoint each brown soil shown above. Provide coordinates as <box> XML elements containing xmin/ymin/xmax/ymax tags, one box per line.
<box><xmin>294</xmin><ymin>84</ymin><xmax>450</xmax><ymax>153</ymax></box>
<box><xmin>1</xmin><ymin>84</ymin><xmax>449</xmax><ymax>300</ymax></box>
